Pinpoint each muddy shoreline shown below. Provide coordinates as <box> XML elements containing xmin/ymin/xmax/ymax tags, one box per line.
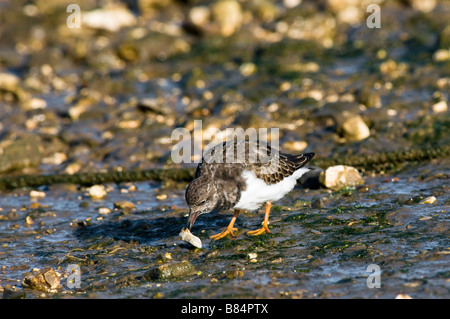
<box><xmin>1</xmin><ymin>0</ymin><xmax>449</xmax><ymax>298</ymax></box>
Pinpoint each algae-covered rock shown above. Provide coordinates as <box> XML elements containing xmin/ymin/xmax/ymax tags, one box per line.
<box><xmin>0</xmin><ymin>134</ymin><xmax>43</xmax><ymax>173</ymax></box>
<box><xmin>144</xmin><ymin>261</ymin><xmax>197</xmax><ymax>280</ymax></box>
<box><xmin>2</xmin><ymin>286</ymin><xmax>26</xmax><ymax>299</ymax></box>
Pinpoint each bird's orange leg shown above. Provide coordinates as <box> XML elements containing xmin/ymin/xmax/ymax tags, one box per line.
<box><xmin>247</xmin><ymin>201</ymin><xmax>272</xmax><ymax>236</ymax></box>
<box><xmin>210</xmin><ymin>210</ymin><xmax>240</xmax><ymax>240</ymax></box>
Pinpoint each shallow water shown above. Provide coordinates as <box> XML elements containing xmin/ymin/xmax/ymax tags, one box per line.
<box><xmin>0</xmin><ymin>160</ymin><xmax>448</xmax><ymax>299</ymax></box>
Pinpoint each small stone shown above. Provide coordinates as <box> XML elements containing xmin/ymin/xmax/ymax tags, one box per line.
<box><xmin>156</xmin><ymin>194</ymin><xmax>167</xmax><ymax>201</ymax></box>
<box><xmin>0</xmin><ymin>72</ymin><xmax>20</xmax><ymax>92</ymax></box>
<box><xmin>88</xmin><ymin>185</ymin><xmax>107</xmax><ymax>199</ymax></box>
<box><xmin>271</xmin><ymin>257</ymin><xmax>283</xmax><ymax>264</ymax></box>
<box><xmin>42</xmin><ymin>152</ymin><xmax>67</xmax><ymax>165</ymax></box>
<box><xmin>395</xmin><ymin>293</ymin><xmax>413</xmax><ymax>299</ymax></box>
<box><xmin>29</xmin><ymin>202</ymin><xmax>43</xmax><ymax>209</ymax></box>
<box><xmin>420</xmin><ymin>196</ymin><xmax>436</xmax><ymax>204</ymax></box>
<box><xmin>22</xmin><ymin>268</ymin><xmax>60</xmax><ymax>292</ymax></box>
<box><xmin>283</xmin><ymin>141</ymin><xmax>308</xmax><ymax>152</ymax></box>
<box><xmin>43</xmin><ymin>269</ymin><xmax>60</xmax><ymax>289</ymax></box>
<box><xmin>188</xmin><ymin>6</ymin><xmax>210</xmax><ymax>27</ymax></box>
<box><xmin>212</xmin><ymin>0</ymin><xmax>243</xmax><ymax>37</ymax></box>
<box><xmin>247</xmin><ymin>253</ymin><xmax>258</xmax><ymax>260</ymax></box>
<box><xmin>82</xmin><ymin>4</ymin><xmax>137</xmax><ymax>32</ymax></box>
<box><xmin>65</xmin><ymin>162</ymin><xmax>82</xmax><ymax>175</ymax></box>
<box><xmin>114</xmin><ymin>201</ymin><xmax>135</xmax><ymax>210</ymax></box>
<box><xmin>335</xmin><ymin>111</ymin><xmax>370</xmax><ymax>141</ymax></box>
<box><xmin>25</xmin><ymin>216</ymin><xmax>34</xmax><ymax>225</ymax></box>
<box><xmin>29</xmin><ymin>190</ymin><xmax>45</xmax><ymax>198</ymax></box>
<box><xmin>319</xmin><ymin>165</ymin><xmax>364</xmax><ymax>190</ymax></box>
<box><xmin>226</xmin><ymin>270</ymin><xmax>244</xmax><ymax>279</ymax></box>
<box><xmin>409</xmin><ymin>0</ymin><xmax>436</xmax><ymax>13</ymax></box>
<box><xmin>24</xmin><ymin>97</ymin><xmax>47</xmax><ymax>110</ymax></box>
<box><xmin>68</xmin><ymin>103</ymin><xmax>89</xmax><ymax>121</ymax></box>
<box><xmin>164</xmin><ymin>252</ymin><xmax>173</xmax><ymax>260</ymax></box>
<box><xmin>433</xmin><ymin>49</ymin><xmax>450</xmax><ymax>62</ymax></box>
<box><xmin>153</xmin><ymin>292</ymin><xmax>163</xmax><ymax>299</ymax></box>
<box><xmin>98</xmin><ymin>207</ymin><xmax>111</xmax><ymax>215</ymax></box>
<box><xmin>239</xmin><ymin>62</ymin><xmax>257</xmax><ymax>77</ymax></box>
<box><xmin>117</xmin><ymin>119</ymin><xmax>141</xmax><ymax>129</ymax></box>
<box><xmin>432</xmin><ymin>100</ymin><xmax>448</xmax><ymax>113</ymax></box>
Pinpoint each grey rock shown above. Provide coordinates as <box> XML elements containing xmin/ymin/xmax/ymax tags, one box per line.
<box><xmin>0</xmin><ymin>134</ymin><xmax>43</xmax><ymax>173</ymax></box>
<box><xmin>144</xmin><ymin>261</ymin><xmax>197</xmax><ymax>280</ymax></box>
<box><xmin>22</xmin><ymin>268</ymin><xmax>60</xmax><ymax>292</ymax></box>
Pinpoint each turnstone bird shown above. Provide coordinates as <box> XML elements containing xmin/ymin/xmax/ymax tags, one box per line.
<box><xmin>185</xmin><ymin>139</ymin><xmax>315</xmax><ymax>240</ymax></box>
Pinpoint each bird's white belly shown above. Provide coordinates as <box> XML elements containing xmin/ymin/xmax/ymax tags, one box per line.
<box><xmin>233</xmin><ymin>168</ymin><xmax>310</xmax><ymax>211</ymax></box>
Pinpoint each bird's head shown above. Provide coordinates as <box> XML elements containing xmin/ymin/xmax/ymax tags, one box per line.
<box><xmin>185</xmin><ymin>175</ymin><xmax>217</xmax><ymax>230</ymax></box>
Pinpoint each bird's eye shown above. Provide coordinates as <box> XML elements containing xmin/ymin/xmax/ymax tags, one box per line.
<box><xmin>199</xmin><ymin>199</ymin><xmax>206</xmax><ymax>205</ymax></box>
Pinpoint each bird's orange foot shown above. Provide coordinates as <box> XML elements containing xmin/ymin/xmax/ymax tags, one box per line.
<box><xmin>210</xmin><ymin>227</ymin><xmax>238</xmax><ymax>240</ymax></box>
<box><xmin>246</xmin><ymin>225</ymin><xmax>271</xmax><ymax>236</ymax></box>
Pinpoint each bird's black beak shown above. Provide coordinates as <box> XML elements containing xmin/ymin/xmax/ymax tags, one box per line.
<box><xmin>186</xmin><ymin>210</ymin><xmax>199</xmax><ymax>230</ymax></box>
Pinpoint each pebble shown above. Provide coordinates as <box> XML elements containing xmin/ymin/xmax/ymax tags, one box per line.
<box><xmin>211</xmin><ymin>0</ymin><xmax>243</xmax><ymax>37</ymax></box>
<box><xmin>433</xmin><ymin>49</ymin><xmax>450</xmax><ymax>62</ymax></box>
<box><xmin>226</xmin><ymin>270</ymin><xmax>244</xmax><ymax>279</ymax></box>
<box><xmin>319</xmin><ymin>165</ymin><xmax>365</xmax><ymax>190</ymax></box>
<box><xmin>42</xmin><ymin>152</ymin><xmax>67</xmax><ymax>165</ymax></box>
<box><xmin>432</xmin><ymin>100</ymin><xmax>448</xmax><ymax>113</ymax></box>
<box><xmin>29</xmin><ymin>190</ymin><xmax>46</xmax><ymax>198</ymax></box>
<box><xmin>395</xmin><ymin>293</ymin><xmax>413</xmax><ymax>299</ymax></box>
<box><xmin>282</xmin><ymin>141</ymin><xmax>308</xmax><ymax>152</ymax></box>
<box><xmin>420</xmin><ymin>196</ymin><xmax>436</xmax><ymax>204</ymax></box>
<box><xmin>156</xmin><ymin>194</ymin><xmax>168</xmax><ymax>201</ymax></box>
<box><xmin>188</xmin><ymin>6</ymin><xmax>210</xmax><ymax>27</ymax></box>
<box><xmin>22</xmin><ymin>268</ymin><xmax>61</xmax><ymax>292</ymax></box>
<box><xmin>336</xmin><ymin>112</ymin><xmax>371</xmax><ymax>141</ymax></box>
<box><xmin>98</xmin><ymin>207</ymin><xmax>111</xmax><ymax>215</ymax></box>
<box><xmin>113</xmin><ymin>201</ymin><xmax>136</xmax><ymax>210</ymax></box>
<box><xmin>82</xmin><ymin>5</ymin><xmax>137</xmax><ymax>32</ymax></box>
<box><xmin>88</xmin><ymin>185</ymin><xmax>107</xmax><ymax>199</ymax></box>
<box><xmin>409</xmin><ymin>0</ymin><xmax>436</xmax><ymax>13</ymax></box>
<box><xmin>25</xmin><ymin>216</ymin><xmax>34</xmax><ymax>225</ymax></box>
<box><xmin>24</xmin><ymin>97</ymin><xmax>47</xmax><ymax>110</ymax></box>
<box><xmin>29</xmin><ymin>202</ymin><xmax>43</xmax><ymax>209</ymax></box>
<box><xmin>0</xmin><ymin>72</ymin><xmax>20</xmax><ymax>91</ymax></box>
<box><xmin>247</xmin><ymin>253</ymin><xmax>258</xmax><ymax>262</ymax></box>
<box><xmin>239</xmin><ymin>62</ymin><xmax>257</xmax><ymax>77</ymax></box>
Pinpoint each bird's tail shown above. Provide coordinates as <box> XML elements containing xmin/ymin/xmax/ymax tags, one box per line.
<box><xmin>288</xmin><ymin>152</ymin><xmax>315</xmax><ymax>169</ymax></box>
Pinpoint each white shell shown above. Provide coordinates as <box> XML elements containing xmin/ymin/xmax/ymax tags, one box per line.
<box><xmin>179</xmin><ymin>228</ymin><xmax>202</xmax><ymax>248</ymax></box>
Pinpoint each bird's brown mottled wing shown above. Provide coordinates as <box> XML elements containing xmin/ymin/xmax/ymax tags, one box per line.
<box><xmin>198</xmin><ymin>140</ymin><xmax>314</xmax><ymax>185</ymax></box>
<box><xmin>247</xmin><ymin>143</ymin><xmax>315</xmax><ymax>185</ymax></box>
